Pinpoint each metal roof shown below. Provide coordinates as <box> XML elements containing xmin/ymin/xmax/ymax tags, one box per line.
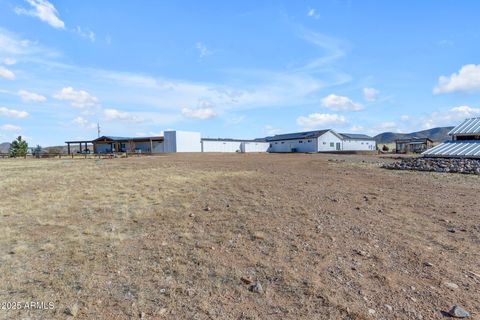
<box><xmin>448</xmin><ymin>117</ymin><xmax>480</xmax><ymax>135</ymax></box>
<box><xmin>422</xmin><ymin>141</ymin><xmax>480</xmax><ymax>158</ymax></box>
<box><xmin>93</xmin><ymin>135</ymin><xmax>163</xmax><ymax>142</ymax></box>
<box><xmin>339</xmin><ymin>133</ymin><xmax>375</xmax><ymax>140</ymax></box>
<box><xmin>266</xmin><ymin>129</ymin><xmax>342</xmax><ymax>142</ymax></box>
<box><xmin>201</xmin><ymin>138</ymin><xmax>264</xmax><ymax>142</ymax></box>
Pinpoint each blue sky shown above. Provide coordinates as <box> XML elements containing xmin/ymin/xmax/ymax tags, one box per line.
<box><xmin>1</xmin><ymin>0</ymin><xmax>480</xmax><ymax>146</ymax></box>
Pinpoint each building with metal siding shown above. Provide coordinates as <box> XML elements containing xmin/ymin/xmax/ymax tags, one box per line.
<box><xmin>422</xmin><ymin>117</ymin><xmax>480</xmax><ymax>158</ymax></box>
<box><xmin>266</xmin><ymin>129</ymin><xmax>376</xmax><ymax>153</ymax></box>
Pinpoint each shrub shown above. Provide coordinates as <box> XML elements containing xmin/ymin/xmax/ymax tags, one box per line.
<box><xmin>9</xmin><ymin>136</ymin><xmax>28</xmax><ymax>158</ymax></box>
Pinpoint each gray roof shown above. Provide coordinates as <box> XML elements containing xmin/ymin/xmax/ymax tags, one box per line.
<box><xmin>266</xmin><ymin>129</ymin><xmax>334</xmax><ymax>142</ymax></box>
<box><xmin>422</xmin><ymin>141</ymin><xmax>480</xmax><ymax>158</ymax></box>
<box><xmin>339</xmin><ymin>133</ymin><xmax>375</xmax><ymax>140</ymax></box>
<box><xmin>93</xmin><ymin>135</ymin><xmax>163</xmax><ymax>142</ymax></box>
<box><xmin>201</xmin><ymin>138</ymin><xmax>264</xmax><ymax>142</ymax></box>
<box><xmin>448</xmin><ymin>117</ymin><xmax>480</xmax><ymax>135</ymax></box>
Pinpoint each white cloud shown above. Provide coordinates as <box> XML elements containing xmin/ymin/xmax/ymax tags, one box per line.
<box><xmin>196</xmin><ymin>42</ymin><xmax>211</xmax><ymax>58</ymax></box>
<box><xmin>423</xmin><ymin>105</ymin><xmax>480</xmax><ymax>129</ymax></box>
<box><xmin>103</xmin><ymin>108</ymin><xmax>142</xmax><ymax>122</ymax></box>
<box><xmin>307</xmin><ymin>8</ymin><xmax>320</xmax><ymax>19</ymax></box>
<box><xmin>363</xmin><ymin>87</ymin><xmax>379</xmax><ymax>102</ymax></box>
<box><xmin>433</xmin><ymin>64</ymin><xmax>480</xmax><ymax>94</ymax></box>
<box><xmin>15</xmin><ymin>0</ymin><xmax>65</xmax><ymax>29</ymax></box>
<box><xmin>3</xmin><ymin>58</ymin><xmax>16</xmax><ymax>65</ymax></box>
<box><xmin>181</xmin><ymin>107</ymin><xmax>216</xmax><ymax>120</ymax></box>
<box><xmin>53</xmin><ymin>87</ymin><xmax>99</xmax><ymax>108</ymax></box>
<box><xmin>17</xmin><ymin>90</ymin><xmax>46</xmax><ymax>103</ymax></box>
<box><xmin>72</xmin><ymin>116</ymin><xmax>96</xmax><ymax>129</ymax></box>
<box><xmin>0</xmin><ymin>66</ymin><xmax>15</xmax><ymax>80</ymax></box>
<box><xmin>296</xmin><ymin>113</ymin><xmax>346</xmax><ymax>129</ymax></box>
<box><xmin>0</xmin><ymin>124</ymin><xmax>21</xmax><ymax>131</ymax></box>
<box><xmin>0</xmin><ymin>107</ymin><xmax>29</xmax><ymax>119</ymax></box>
<box><xmin>74</xmin><ymin>26</ymin><xmax>95</xmax><ymax>42</ymax></box>
<box><xmin>350</xmin><ymin>125</ymin><xmax>364</xmax><ymax>132</ymax></box>
<box><xmin>321</xmin><ymin>94</ymin><xmax>363</xmax><ymax>111</ymax></box>
<box><xmin>263</xmin><ymin>125</ymin><xmax>281</xmax><ymax>135</ymax></box>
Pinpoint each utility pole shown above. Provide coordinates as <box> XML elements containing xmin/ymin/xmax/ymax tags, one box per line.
<box><xmin>97</xmin><ymin>122</ymin><xmax>101</xmax><ymax>137</ymax></box>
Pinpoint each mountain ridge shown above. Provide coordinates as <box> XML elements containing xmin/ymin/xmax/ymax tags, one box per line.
<box><xmin>374</xmin><ymin>126</ymin><xmax>454</xmax><ymax>144</ymax></box>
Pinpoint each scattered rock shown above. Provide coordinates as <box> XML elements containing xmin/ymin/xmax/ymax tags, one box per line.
<box><xmin>448</xmin><ymin>305</ymin><xmax>470</xmax><ymax>318</ymax></box>
<box><xmin>384</xmin><ymin>304</ymin><xmax>393</xmax><ymax>312</ymax></box>
<box><xmin>204</xmin><ymin>206</ymin><xmax>211</xmax><ymax>212</ymax></box>
<box><xmin>65</xmin><ymin>303</ymin><xmax>79</xmax><ymax>317</ymax></box>
<box><xmin>253</xmin><ymin>231</ymin><xmax>266</xmax><ymax>240</ymax></box>
<box><xmin>189</xmin><ymin>213</ymin><xmax>195</xmax><ymax>217</ymax></box>
<box><xmin>447</xmin><ymin>228</ymin><xmax>456</xmax><ymax>233</ymax></box>
<box><xmin>249</xmin><ymin>282</ymin><xmax>264</xmax><ymax>294</ymax></box>
<box><xmin>423</xmin><ymin>262</ymin><xmax>434</xmax><ymax>267</ymax></box>
<box><xmin>368</xmin><ymin>308</ymin><xmax>376</xmax><ymax>315</ymax></box>
<box><xmin>241</xmin><ymin>276</ymin><xmax>253</xmax><ymax>284</ymax></box>
<box><xmin>443</xmin><ymin>282</ymin><xmax>459</xmax><ymax>290</ymax></box>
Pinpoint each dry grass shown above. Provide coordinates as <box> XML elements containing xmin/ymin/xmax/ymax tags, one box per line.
<box><xmin>0</xmin><ymin>154</ymin><xmax>478</xmax><ymax>319</ymax></box>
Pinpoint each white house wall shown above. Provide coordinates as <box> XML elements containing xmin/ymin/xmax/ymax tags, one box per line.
<box><xmin>241</xmin><ymin>142</ymin><xmax>269</xmax><ymax>152</ymax></box>
<box><xmin>164</xmin><ymin>131</ymin><xmax>201</xmax><ymax>152</ymax></box>
<box><xmin>202</xmin><ymin>140</ymin><xmax>242</xmax><ymax>152</ymax></box>
<box><xmin>342</xmin><ymin>139</ymin><xmax>376</xmax><ymax>151</ymax></box>
<box><xmin>268</xmin><ymin>138</ymin><xmax>318</xmax><ymax>153</ymax></box>
<box><xmin>317</xmin><ymin>131</ymin><xmax>343</xmax><ymax>151</ymax></box>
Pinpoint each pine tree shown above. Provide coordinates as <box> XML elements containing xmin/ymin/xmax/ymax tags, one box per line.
<box><xmin>33</xmin><ymin>144</ymin><xmax>43</xmax><ymax>158</ymax></box>
<box><xmin>9</xmin><ymin>136</ymin><xmax>28</xmax><ymax>158</ymax></box>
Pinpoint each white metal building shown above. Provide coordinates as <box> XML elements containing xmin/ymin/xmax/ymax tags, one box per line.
<box><xmin>423</xmin><ymin>117</ymin><xmax>480</xmax><ymax>158</ymax></box>
<box><xmin>201</xmin><ymin>138</ymin><xmax>269</xmax><ymax>153</ymax></box>
<box><xmin>266</xmin><ymin>129</ymin><xmax>376</xmax><ymax>153</ymax></box>
<box><xmin>163</xmin><ymin>131</ymin><xmax>202</xmax><ymax>153</ymax></box>
<box><xmin>339</xmin><ymin>133</ymin><xmax>377</xmax><ymax>151</ymax></box>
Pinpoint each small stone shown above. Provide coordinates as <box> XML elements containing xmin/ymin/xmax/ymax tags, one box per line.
<box><xmin>384</xmin><ymin>304</ymin><xmax>393</xmax><ymax>312</ymax></box>
<box><xmin>368</xmin><ymin>308</ymin><xmax>376</xmax><ymax>315</ymax></box>
<box><xmin>241</xmin><ymin>276</ymin><xmax>253</xmax><ymax>284</ymax></box>
<box><xmin>189</xmin><ymin>213</ymin><xmax>195</xmax><ymax>217</ymax></box>
<box><xmin>443</xmin><ymin>282</ymin><xmax>459</xmax><ymax>290</ymax></box>
<box><xmin>448</xmin><ymin>305</ymin><xmax>470</xmax><ymax>318</ymax></box>
<box><xmin>424</xmin><ymin>262</ymin><xmax>434</xmax><ymax>267</ymax></box>
<box><xmin>447</xmin><ymin>228</ymin><xmax>456</xmax><ymax>233</ymax></box>
<box><xmin>249</xmin><ymin>282</ymin><xmax>264</xmax><ymax>294</ymax></box>
<box><xmin>65</xmin><ymin>303</ymin><xmax>79</xmax><ymax>317</ymax></box>
<box><xmin>253</xmin><ymin>231</ymin><xmax>266</xmax><ymax>240</ymax></box>
<box><xmin>204</xmin><ymin>206</ymin><xmax>211</xmax><ymax>211</ymax></box>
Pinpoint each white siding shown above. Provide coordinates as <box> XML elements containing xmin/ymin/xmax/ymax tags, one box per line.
<box><xmin>164</xmin><ymin>131</ymin><xmax>201</xmax><ymax>152</ymax></box>
<box><xmin>342</xmin><ymin>139</ymin><xmax>376</xmax><ymax>151</ymax></box>
<box><xmin>202</xmin><ymin>140</ymin><xmax>242</xmax><ymax>152</ymax></box>
<box><xmin>268</xmin><ymin>138</ymin><xmax>318</xmax><ymax>153</ymax></box>
<box><xmin>317</xmin><ymin>131</ymin><xmax>343</xmax><ymax>152</ymax></box>
<box><xmin>241</xmin><ymin>142</ymin><xmax>269</xmax><ymax>153</ymax></box>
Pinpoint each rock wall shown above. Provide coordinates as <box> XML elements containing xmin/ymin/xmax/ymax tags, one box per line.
<box><xmin>383</xmin><ymin>157</ymin><xmax>480</xmax><ymax>175</ymax></box>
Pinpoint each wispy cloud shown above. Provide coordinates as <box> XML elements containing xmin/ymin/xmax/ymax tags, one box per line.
<box><xmin>74</xmin><ymin>26</ymin><xmax>96</xmax><ymax>42</ymax></box>
<box><xmin>3</xmin><ymin>58</ymin><xmax>16</xmax><ymax>65</ymax></box>
<box><xmin>263</xmin><ymin>125</ymin><xmax>281</xmax><ymax>135</ymax></box>
<box><xmin>103</xmin><ymin>108</ymin><xmax>143</xmax><ymax>122</ymax></box>
<box><xmin>196</xmin><ymin>42</ymin><xmax>212</xmax><ymax>58</ymax></box>
<box><xmin>0</xmin><ymin>66</ymin><xmax>15</xmax><ymax>80</ymax></box>
<box><xmin>297</xmin><ymin>113</ymin><xmax>346</xmax><ymax>129</ymax></box>
<box><xmin>363</xmin><ymin>87</ymin><xmax>379</xmax><ymax>102</ymax></box>
<box><xmin>17</xmin><ymin>90</ymin><xmax>46</xmax><ymax>103</ymax></box>
<box><xmin>181</xmin><ymin>107</ymin><xmax>216</xmax><ymax>120</ymax></box>
<box><xmin>307</xmin><ymin>8</ymin><xmax>320</xmax><ymax>19</ymax></box>
<box><xmin>0</xmin><ymin>124</ymin><xmax>21</xmax><ymax>131</ymax></box>
<box><xmin>14</xmin><ymin>0</ymin><xmax>65</xmax><ymax>29</ymax></box>
<box><xmin>72</xmin><ymin>116</ymin><xmax>97</xmax><ymax>129</ymax></box>
<box><xmin>0</xmin><ymin>107</ymin><xmax>29</xmax><ymax>119</ymax></box>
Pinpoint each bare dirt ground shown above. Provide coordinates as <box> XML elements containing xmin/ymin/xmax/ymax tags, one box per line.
<box><xmin>0</xmin><ymin>153</ymin><xmax>478</xmax><ymax>319</ymax></box>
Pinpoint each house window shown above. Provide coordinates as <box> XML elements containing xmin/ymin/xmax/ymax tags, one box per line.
<box><xmin>281</xmin><ymin>141</ymin><xmax>285</xmax><ymax>144</ymax></box>
<box><xmin>299</xmin><ymin>141</ymin><xmax>303</xmax><ymax>143</ymax></box>
<box><xmin>323</xmin><ymin>142</ymin><xmax>326</xmax><ymax>145</ymax></box>
<box><xmin>308</xmin><ymin>140</ymin><xmax>312</xmax><ymax>142</ymax></box>
<box><xmin>330</xmin><ymin>142</ymin><xmax>334</xmax><ymax>147</ymax></box>
<box><xmin>275</xmin><ymin>142</ymin><xmax>278</xmax><ymax>144</ymax></box>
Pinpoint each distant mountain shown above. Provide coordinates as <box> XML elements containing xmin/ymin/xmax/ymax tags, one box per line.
<box><xmin>0</xmin><ymin>142</ymin><xmax>10</xmax><ymax>153</ymax></box>
<box><xmin>374</xmin><ymin>126</ymin><xmax>454</xmax><ymax>144</ymax></box>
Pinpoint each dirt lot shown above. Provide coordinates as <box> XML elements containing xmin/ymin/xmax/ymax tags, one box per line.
<box><xmin>0</xmin><ymin>153</ymin><xmax>478</xmax><ymax>319</ymax></box>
